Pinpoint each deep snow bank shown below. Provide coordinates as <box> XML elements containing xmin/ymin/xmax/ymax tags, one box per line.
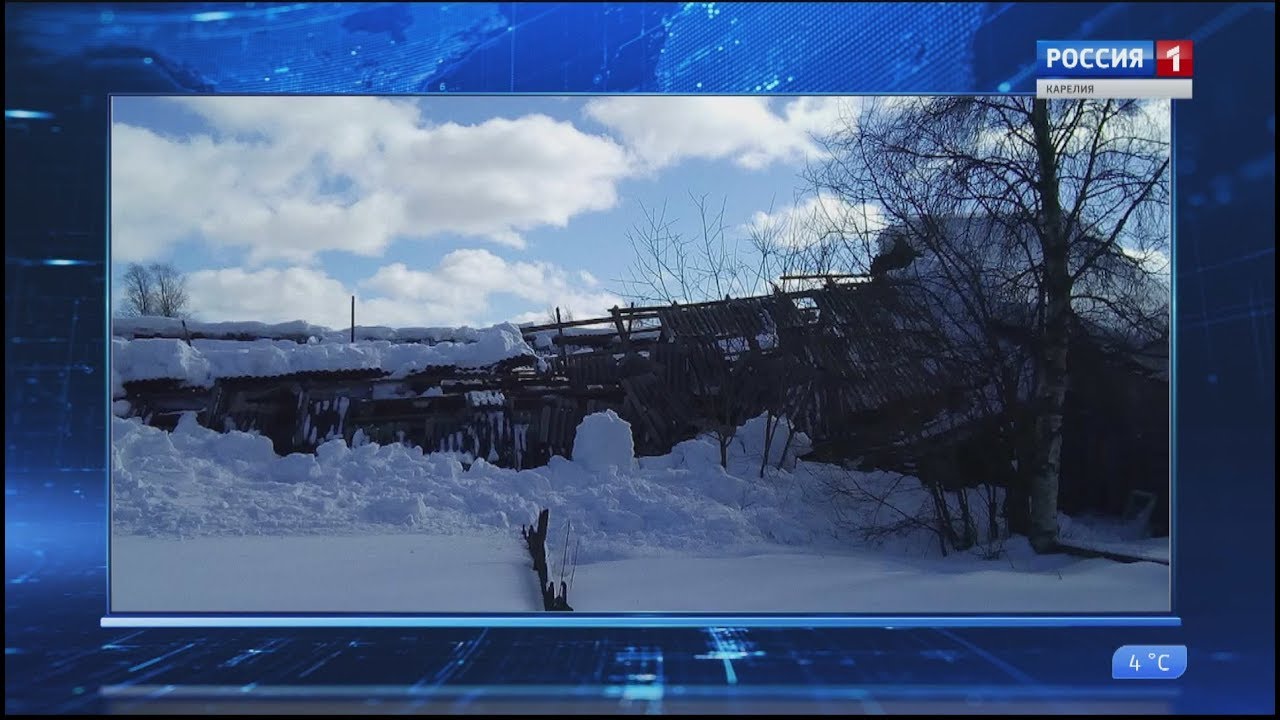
<box><xmin>111</xmin><ymin>409</ymin><xmax>1151</xmax><ymax>566</ymax></box>
<box><xmin>110</xmin><ymin>410</ymin><xmax>848</xmax><ymax>560</ymax></box>
<box><xmin>110</xmin><ymin>323</ymin><xmax>534</xmax><ymax>388</ymax></box>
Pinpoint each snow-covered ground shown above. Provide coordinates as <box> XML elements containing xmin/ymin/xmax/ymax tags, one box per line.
<box><xmin>111</xmin><ymin>534</ymin><xmax>1167</xmax><ymax>614</ymax></box>
<box><xmin>110</xmin><ymin>411</ymin><xmax>1169</xmax><ymax>613</ymax></box>
<box><xmin>111</xmin><ymin>532</ymin><xmax>536</xmax><ymax>613</ymax></box>
<box><xmin>1058</xmin><ymin>514</ymin><xmax>1171</xmax><ymax>564</ymax></box>
<box><xmin>572</xmin><ymin>548</ymin><xmax>1168</xmax><ymax>613</ymax></box>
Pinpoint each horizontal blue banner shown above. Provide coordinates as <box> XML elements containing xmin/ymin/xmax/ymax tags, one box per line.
<box><xmin>1037</xmin><ymin>40</ymin><xmax>1155</xmax><ymax>77</ymax></box>
<box><xmin>101</xmin><ymin>615</ymin><xmax>1185</xmax><ymax>628</ymax></box>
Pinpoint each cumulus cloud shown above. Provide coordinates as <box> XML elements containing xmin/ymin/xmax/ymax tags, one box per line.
<box><xmin>111</xmin><ymin>97</ymin><xmax>632</xmax><ymax>264</ymax></box>
<box><xmin>743</xmin><ymin>193</ymin><xmax>887</xmax><ymax>248</ymax></box>
<box><xmin>584</xmin><ymin>96</ymin><xmax>859</xmax><ymax>171</ymax></box>
<box><xmin>361</xmin><ymin>249</ymin><xmax>623</xmax><ymax>324</ymax></box>
<box><xmin>186</xmin><ymin>267</ymin><xmax>356</xmax><ymax>329</ymax></box>
<box><xmin>111</xmin><ymin>96</ymin><xmax>884</xmax><ymax>328</ymax></box>
<box><xmin>1122</xmin><ymin>245</ymin><xmax>1172</xmax><ymax>278</ymax></box>
<box><xmin>182</xmin><ymin>250</ymin><xmax>621</xmax><ymax>329</ymax></box>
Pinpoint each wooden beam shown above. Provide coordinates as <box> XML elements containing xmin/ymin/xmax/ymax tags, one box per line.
<box><xmin>521</xmin><ymin>310</ymin><xmax>660</xmax><ymax>334</ymax></box>
<box><xmin>610</xmin><ymin>305</ymin><xmax>632</xmax><ymax>353</ymax></box>
<box><xmin>779</xmin><ymin>273</ymin><xmax>870</xmax><ymax>281</ymax></box>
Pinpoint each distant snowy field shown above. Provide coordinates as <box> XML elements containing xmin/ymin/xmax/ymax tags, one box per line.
<box><xmin>110</xmin><ymin>409</ymin><xmax>1169</xmax><ymax>613</ymax></box>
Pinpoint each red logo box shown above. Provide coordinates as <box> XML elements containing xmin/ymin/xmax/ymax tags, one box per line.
<box><xmin>1155</xmin><ymin>40</ymin><xmax>1194</xmax><ymax>77</ymax></box>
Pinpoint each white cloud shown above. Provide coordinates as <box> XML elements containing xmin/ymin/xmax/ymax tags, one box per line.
<box><xmin>1122</xmin><ymin>245</ymin><xmax>1172</xmax><ymax>278</ymax></box>
<box><xmin>362</xmin><ymin>249</ymin><xmax>623</xmax><ymax>324</ymax></box>
<box><xmin>1044</xmin><ymin>98</ymin><xmax>1171</xmax><ymax>161</ymax></box>
<box><xmin>743</xmin><ymin>193</ymin><xmax>887</xmax><ymax>248</ymax></box>
<box><xmin>584</xmin><ymin>96</ymin><xmax>859</xmax><ymax>171</ymax></box>
<box><xmin>111</xmin><ymin>97</ymin><xmax>633</xmax><ymax>264</ymax></box>
<box><xmin>187</xmin><ymin>266</ymin><xmax>355</xmax><ymax>328</ymax></box>
<box><xmin>182</xmin><ymin>250</ymin><xmax>621</xmax><ymax>329</ymax></box>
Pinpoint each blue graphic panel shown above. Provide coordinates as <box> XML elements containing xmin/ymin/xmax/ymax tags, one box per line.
<box><xmin>4</xmin><ymin>2</ymin><xmax>1274</xmax><ymax>715</ymax></box>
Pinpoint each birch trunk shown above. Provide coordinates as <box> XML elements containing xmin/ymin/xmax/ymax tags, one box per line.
<box><xmin>1028</xmin><ymin>99</ymin><xmax>1071</xmax><ymax>554</ymax></box>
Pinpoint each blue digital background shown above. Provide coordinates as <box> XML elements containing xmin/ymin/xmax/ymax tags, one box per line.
<box><xmin>4</xmin><ymin>2</ymin><xmax>1273</xmax><ymax>714</ymax></box>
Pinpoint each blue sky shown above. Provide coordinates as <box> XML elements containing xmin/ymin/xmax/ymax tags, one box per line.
<box><xmin>110</xmin><ymin>95</ymin><xmax>856</xmax><ymax>328</ymax></box>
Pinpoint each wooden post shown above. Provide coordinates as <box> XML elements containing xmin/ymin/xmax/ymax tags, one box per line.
<box><xmin>531</xmin><ymin>509</ymin><xmax>550</xmax><ymax>577</ymax></box>
<box><xmin>520</xmin><ymin>508</ymin><xmax>570</xmax><ymax>610</ymax></box>
<box><xmin>610</xmin><ymin>305</ymin><xmax>632</xmax><ymax>353</ymax></box>
<box><xmin>350</xmin><ymin>295</ymin><xmax>356</xmax><ymax>343</ymax></box>
<box><xmin>555</xmin><ymin>307</ymin><xmax>567</xmax><ymax>364</ymax></box>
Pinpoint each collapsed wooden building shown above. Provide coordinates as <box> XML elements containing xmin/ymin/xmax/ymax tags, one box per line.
<box><xmin>114</xmin><ymin>279</ymin><xmax>1169</xmax><ymax>525</ymax></box>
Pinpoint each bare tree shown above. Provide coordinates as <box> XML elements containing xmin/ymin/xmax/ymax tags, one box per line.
<box><xmin>688</xmin><ymin>346</ymin><xmax>775</xmax><ymax>469</ymax></box>
<box><xmin>150</xmin><ymin>262</ymin><xmax>190</xmax><ymax>318</ymax></box>
<box><xmin>118</xmin><ymin>262</ymin><xmax>191</xmax><ymax>318</ymax></box>
<box><xmin>546</xmin><ymin>306</ymin><xmax>575</xmax><ymax>325</ymax></box>
<box><xmin>120</xmin><ymin>263</ymin><xmax>155</xmax><ymax>316</ymax></box>
<box><xmin>621</xmin><ymin>192</ymin><xmax>771</xmax><ymax>305</ymax></box>
<box><xmin>742</xmin><ymin>197</ymin><xmax>817</xmax><ymax>292</ymax></box>
<box><xmin>806</xmin><ymin>96</ymin><xmax>1170</xmax><ymax>552</ymax></box>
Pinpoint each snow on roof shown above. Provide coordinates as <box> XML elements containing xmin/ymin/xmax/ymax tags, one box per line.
<box><xmin>112</xmin><ymin>315</ymin><xmax>501</xmax><ymax>345</ymax></box>
<box><xmin>525</xmin><ymin>324</ymin><xmax>662</xmax><ymax>350</ymax></box>
<box><xmin>112</xmin><ymin>323</ymin><xmax>536</xmax><ymax>388</ymax></box>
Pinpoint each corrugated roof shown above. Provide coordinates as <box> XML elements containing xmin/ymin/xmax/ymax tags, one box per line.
<box><xmin>656</xmin><ymin>296</ymin><xmax>780</xmax><ymax>344</ymax></box>
<box><xmin>216</xmin><ymin>368</ymin><xmax>391</xmax><ymax>383</ymax></box>
<box><xmin>119</xmin><ymin>377</ymin><xmax>207</xmax><ymax>392</ymax></box>
<box><xmin>400</xmin><ymin>354</ymin><xmax>538</xmax><ymax>380</ymax></box>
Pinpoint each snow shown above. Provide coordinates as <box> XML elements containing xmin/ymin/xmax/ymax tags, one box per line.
<box><xmin>110</xmin><ymin>411</ymin><xmax>1168</xmax><ymax>613</ymax></box>
<box><xmin>571</xmin><ymin>546</ymin><xmax>1169</xmax><ymax>613</ymax></box>
<box><xmin>112</xmin><ymin>533</ymin><xmax>1166</xmax><ymax>614</ymax></box>
<box><xmin>111</xmin><ymin>533</ymin><xmax>534</xmax><ymax>613</ymax></box>
<box><xmin>466</xmin><ymin>390</ymin><xmax>506</xmax><ymax>408</ymax></box>
<box><xmin>733</xmin><ymin>414</ymin><xmax>811</xmax><ymax>470</ymax></box>
<box><xmin>112</xmin><ymin>316</ymin><xmax>500</xmax><ymax>346</ymax></box>
<box><xmin>113</xmin><ymin>317</ymin><xmax>326</xmax><ymax>341</ymax></box>
<box><xmin>525</xmin><ymin>325</ymin><xmax>661</xmax><ymax>351</ymax></box>
<box><xmin>111</xmin><ymin>323</ymin><xmax>535</xmax><ymax>388</ymax></box>
<box><xmin>570</xmin><ymin>410</ymin><xmax>636</xmax><ymax>474</ymax></box>
<box><xmin>1061</xmin><ymin>537</ymin><xmax>1170</xmax><ymax>565</ymax></box>
<box><xmin>370</xmin><ymin>382</ymin><xmax>410</xmax><ymax>400</ymax></box>
<box><xmin>1058</xmin><ymin>513</ymin><xmax>1171</xmax><ymax>563</ymax></box>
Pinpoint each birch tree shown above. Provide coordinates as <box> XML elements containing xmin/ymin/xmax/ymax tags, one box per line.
<box><xmin>808</xmin><ymin>97</ymin><xmax>1170</xmax><ymax>552</ymax></box>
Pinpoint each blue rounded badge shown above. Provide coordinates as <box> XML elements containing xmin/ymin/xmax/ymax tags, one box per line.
<box><xmin>1112</xmin><ymin>645</ymin><xmax>1188</xmax><ymax>680</ymax></box>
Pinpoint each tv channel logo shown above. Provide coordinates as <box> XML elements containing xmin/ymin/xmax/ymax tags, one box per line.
<box><xmin>1155</xmin><ymin>40</ymin><xmax>1194</xmax><ymax>77</ymax></box>
<box><xmin>1037</xmin><ymin>40</ymin><xmax>1194</xmax><ymax>78</ymax></box>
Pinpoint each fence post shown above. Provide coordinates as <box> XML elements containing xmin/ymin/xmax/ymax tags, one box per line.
<box><xmin>611</xmin><ymin>305</ymin><xmax>632</xmax><ymax>353</ymax></box>
<box><xmin>350</xmin><ymin>295</ymin><xmax>356</xmax><ymax>343</ymax></box>
<box><xmin>521</xmin><ymin>508</ymin><xmax>571</xmax><ymax>610</ymax></box>
<box><xmin>555</xmin><ymin>307</ymin><xmax>568</xmax><ymax>364</ymax></box>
